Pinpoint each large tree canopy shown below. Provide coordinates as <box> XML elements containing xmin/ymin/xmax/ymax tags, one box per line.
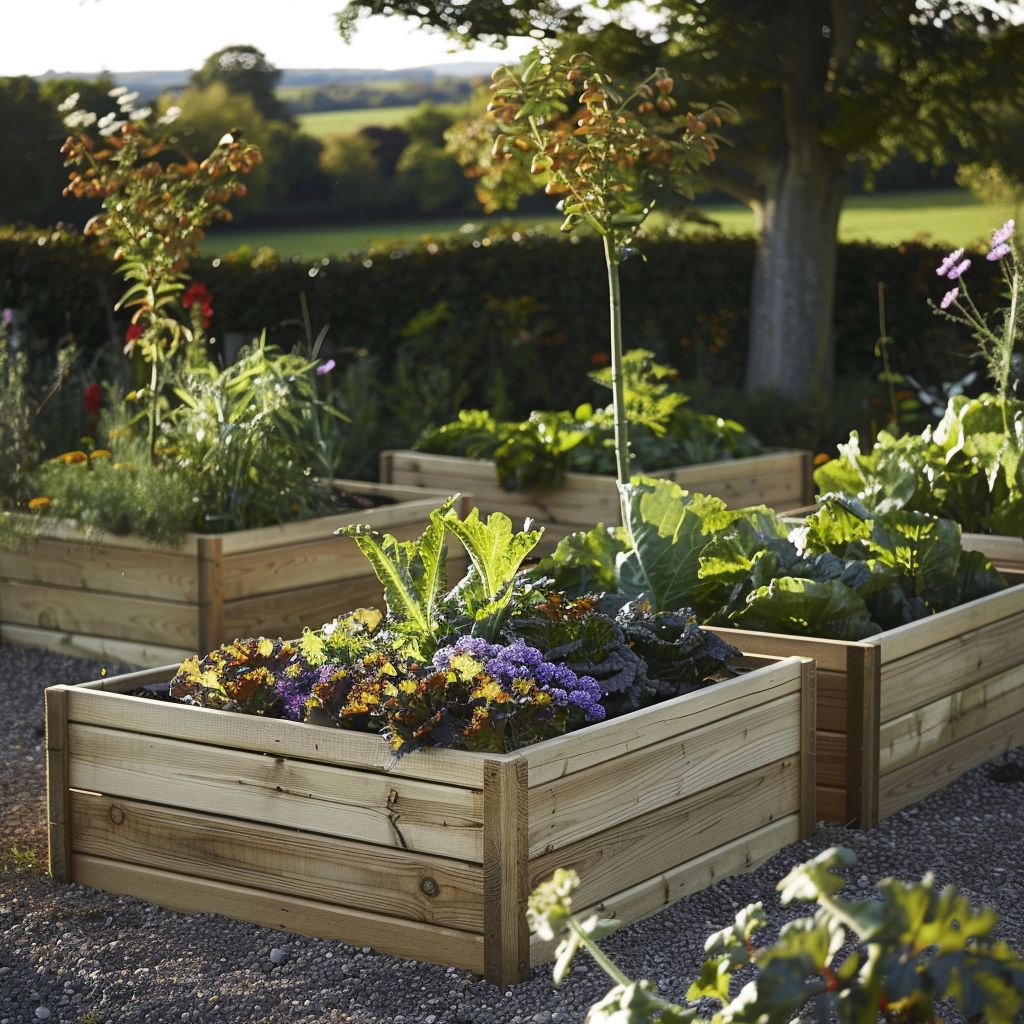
<box><xmin>190</xmin><ymin>45</ymin><xmax>293</xmax><ymax>124</ymax></box>
<box><xmin>338</xmin><ymin>0</ymin><xmax>1024</xmax><ymax>400</ymax></box>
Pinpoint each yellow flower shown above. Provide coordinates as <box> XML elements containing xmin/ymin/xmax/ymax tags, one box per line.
<box><xmin>89</xmin><ymin>449</ymin><xmax>112</xmax><ymax>461</ymax></box>
<box><xmin>472</xmin><ymin>680</ymin><xmax>505</xmax><ymax>703</ymax></box>
<box><xmin>398</xmin><ymin>680</ymin><xmax>418</xmax><ymax>694</ymax></box>
<box><xmin>57</xmin><ymin>450</ymin><xmax>88</xmax><ymax>465</ymax></box>
<box><xmin>27</xmin><ymin>496</ymin><xmax>52</xmax><ymax>511</ymax></box>
<box><xmin>112</xmin><ymin>461</ymin><xmax>134</xmax><ymax>471</ymax></box>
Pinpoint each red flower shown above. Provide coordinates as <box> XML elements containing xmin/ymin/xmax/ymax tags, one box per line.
<box><xmin>83</xmin><ymin>382</ymin><xmax>103</xmax><ymax>416</ymax></box>
<box><xmin>182</xmin><ymin>282</ymin><xmax>214</xmax><ymax>329</ymax></box>
<box><xmin>126</xmin><ymin>323</ymin><xmax>144</xmax><ymax>341</ymax></box>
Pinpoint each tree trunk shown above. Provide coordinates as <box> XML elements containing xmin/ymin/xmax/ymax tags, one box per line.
<box><xmin>745</xmin><ymin>147</ymin><xmax>847</xmax><ymax>400</ymax></box>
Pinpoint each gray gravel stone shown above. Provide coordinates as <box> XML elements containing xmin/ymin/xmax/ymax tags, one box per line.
<box><xmin>2</xmin><ymin>643</ymin><xmax>1023</xmax><ymax>1023</ymax></box>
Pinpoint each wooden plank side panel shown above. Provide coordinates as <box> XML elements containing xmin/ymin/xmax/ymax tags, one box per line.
<box><xmin>879</xmin><ymin>663</ymin><xmax>1024</xmax><ymax>776</ymax></box>
<box><xmin>68</xmin><ymin>724</ymin><xmax>485</xmax><ymax>861</ymax></box>
<box><xmin>524</xmin><ymin>658</ymin><xmax>803</xmax><ymax>787</ymax></box>
<box><xmin>874</xmin><ymin>583</ymin><xmax>1024</xmax><ymax>665</ymax></box>
<box><xmin>529</xmin><ymin>757</ymin><xmax>800</xmax><ymax>913</ymax></box>
<box><xmin>64</xmin><ymin>687</ymin><xmax>486</xmax><ymax>789</ymax></box>
<box><xmin>72</xmin><ymin>855</ymin><xmax>484</xmax><ymax>975</ymax></box>
<box><xmin>708</xmin><ymin>628</ymin><xmax>857</xmax><ymax>674</ymax></box>
<box><xmin>0</xmin><ymin>624</ymin><xmax>188</xmax><ymax>670</ymax></box>
<box><xmin>962</xmin><ymin>532</ymin><xmax>1024</xmax><ymax>572</ymax></box>
<box><xmin>799</xmin><ymin>658</ymin><xmax>817</xmax><ymax>837</ymax></box>
<box><xmin>878</xmin><ymin>606</ymin><xmax>1024</xmax><ymax>722</ymax></box>
<box><xmin>528</xmin><ymin>693</ymin><xmax>801</xmax><ymax>857</ymax></box>
<box><xmin>529</xmin><ymin>816</ymin><xmax>801</xmax><ymax>966</ymax></box>
<box><xmin>0</xmin><ymin>580</ymin><xmax>197</xmax><ymax>649</ymax></box>
<box><xmin>0</xmin><ymin>538</ymin><xmax>197</xmax><ymax>601</ymax></box>
<box><xmin>482</xmin><ymin>759</ymin><xmax>529</xmax><ymax>988</ymax></box>
<box><xmin>69</xmin><ymin>791</ymin><xmax>484</xmax><ymax>932</ymax></box>
<box><xmin>846</xmin><ymin>645</ymin><xmax>880</xmax><ymax>830</ymax></box>
<box><xmin>878</xmin><ymin>709</ymin><xmax>1024</xmax><ymax>820</ymax></box>
<box><xmin>816</xmin><ymin>668</ymin><xmax>849</xmax><ymax>734</ymax></box>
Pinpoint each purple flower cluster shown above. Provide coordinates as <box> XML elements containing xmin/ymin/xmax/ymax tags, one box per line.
<box><xmin>936</xmin><ymin>247</ymin><xmax>971</xmax><ymax>281</ymax></box>
<box><xmin>433</xmin><ymin>636</ymin><xmax>606</xmax><ymax>721</ymax></box>
<box><xmin>274</xmin><ymin>660</ymin><xmax>340</xmax><ymax>721</ymax></box>
<box><xmin>987</xmin><ymin>219</ymin><xmax>1015</xmax><ymax>262</ymax></box>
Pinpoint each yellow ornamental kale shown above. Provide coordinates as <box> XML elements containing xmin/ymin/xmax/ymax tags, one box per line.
<box><xmin>169</xmin><ymin>637</ymin><xmax>297</xmax><ymax>715</ymax></box>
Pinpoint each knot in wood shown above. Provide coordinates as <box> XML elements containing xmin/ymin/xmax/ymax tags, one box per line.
<box><xmin>109</xmin><ymin>805</ymin><xmax>125</xmax><ymax>826</ymax></box>
<box><xmin>419</xmin><ymin>876</ymin><xmax>440</xmax><ymax>898</ymax></box>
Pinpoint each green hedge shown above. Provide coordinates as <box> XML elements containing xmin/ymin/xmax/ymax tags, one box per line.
<box><xmin>0</xmin><ymin>224</ymin><xmax>999</xmax><ymax>415</ymax></box>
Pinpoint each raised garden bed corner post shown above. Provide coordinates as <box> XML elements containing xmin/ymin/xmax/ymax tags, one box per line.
<box><xmin>197</xmin><ymin>535</ymin><xmax>225</xmax><ymax>654</ymax></box>
<box><xmin>798</xmin><ymin>656</ymin><xmax>818</xmax><ymax>838</ymax></box>
<box><xmin>45</xmin><ymin>683</ymin><xmax>73</xmax><ymax>882</ymax></box>
<box><xmin>482</xmin><ymin>756</ymin><xmax>531</xmax><ymax>987</ymax></box>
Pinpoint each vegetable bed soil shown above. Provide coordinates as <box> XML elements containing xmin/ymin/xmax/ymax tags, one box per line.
<box><xmin>1</xmin><ymin>483</ymin><xmax>469</xmax><ymax>668</ymax></box>
<box><xmin>711</xmin><ymin>570</ymin><xmax>1024</xmax><ymax>829</ymax></box>
<box><xmin>381</xmin><ymin>450</ymin><xmax>813</xmax><ymax>550</ymax></box>
<box><xmin>46</xmin><ymin>654</ymin><xmax>815</xmax><ymax>986</ymax></box>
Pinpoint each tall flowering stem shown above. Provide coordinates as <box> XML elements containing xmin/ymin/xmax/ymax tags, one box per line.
<box><xmin>59</xmin><ymin>91</ymin><xmax>261</xmax><ymax>454</ymax></box>
<box><xmin>933</xmin><ymin>219</ymin><xmax>1021</xmax><ymax>429</ymax></box>
<box><xmin>484</xmin><ymin>49</ymin><xmax>728</xmax><ymax>517</ymax></box>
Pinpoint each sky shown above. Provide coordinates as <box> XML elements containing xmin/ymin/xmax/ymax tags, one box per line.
<box><xmin>1</xmin><ymin>0</ymin><xmax>535</xmax><ymax>75</ymax></box>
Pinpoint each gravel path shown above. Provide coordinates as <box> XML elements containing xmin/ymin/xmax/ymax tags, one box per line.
<box><xmin>2</xmin><ymin>643</ymin><xmax>1023</xmax><ymax>1024</ymax></box>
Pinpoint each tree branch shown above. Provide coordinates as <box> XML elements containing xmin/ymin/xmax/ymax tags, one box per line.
<box><xmin>697</xmin><ymin>165</ymin><xmax>764</xmax><ymax>207</ymax></box>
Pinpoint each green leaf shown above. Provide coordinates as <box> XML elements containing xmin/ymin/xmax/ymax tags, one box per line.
<box><xmin>732</xmin><ymin>577</ymin><xmax>881</xmax><ymax>640</ymax></box>
<box><xmin>618</xmin><ymin>478</ymin><xmax>737</xmax><ymax>612</ymax></box>
<box><xmin>534</xmin><ymin>523</ymin><xmax>628</xmax><ymax>597</ymax></box>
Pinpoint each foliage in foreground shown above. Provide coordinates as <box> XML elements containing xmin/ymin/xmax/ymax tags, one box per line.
<box><xmin>169</xmin><ymin>499</ymin><xmax>738</xmax><ymax>755</ymax></box>
<box><xmin>416</xmin><ymin>349</ymin><xmax>757</xmax><ymax>490</ymax></box>
<box><xmin>539</xmin><ymin>483</ymin><xmax>1006</xmax><ymax>641</ymax></box>
<box><xmin>529</xmin><ymin>847</ymin><xmax>1024</xmax><ymax>1024</ymax></box>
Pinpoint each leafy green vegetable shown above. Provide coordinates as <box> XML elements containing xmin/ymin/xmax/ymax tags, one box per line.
<box><xmin>815</xmin><ymin>393</ymin><xmax>1024</xmax><ymax>537</ymax></box>
<box><xmin>415</xmin><ymin>350</ymin><xmax>759</xmax><ymax>490</ymax></box>
<box><xmin>541</xmin><ymin>480</ymin><xmax>1007</xmax><ymax>641</ymax></box>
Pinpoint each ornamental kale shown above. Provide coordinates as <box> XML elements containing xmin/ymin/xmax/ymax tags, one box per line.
<box><xmin>415</xmin><ymin>350</ymin><xmax>757</xmax><ymax>491</ymax></box>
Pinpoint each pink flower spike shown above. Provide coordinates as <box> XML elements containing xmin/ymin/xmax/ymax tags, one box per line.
<box><xmin>947</xmin><ymin>258</ymin><xmax>971</xmax><ymax>280</ymax></box>
<box><xmin>940</xmin><ymin>287</ymin><xmax>959</xmax><ymax>309</ymax></box>
<box><xmin>936</xmin><ymin>247</ymin><xmax>964</xmax><ymax>276</ymax></box>
<box><xmin>987</xmin><ymin>242</ymin><xmax>1011</xmax><ymax>262</ymax></box>
<box><xmin>316</xmin><ymin>359</ymin><xmax>336</xmax><ymax>375</ymax></box>
<box><xmin>992</xmin><ymin>219</ymin><xmax>1015</xmax><ymax>246</ymax></box>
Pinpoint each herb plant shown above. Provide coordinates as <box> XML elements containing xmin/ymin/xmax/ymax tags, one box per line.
<box><xmin>817</xmin><ymin>221</ymin><xmax>1024</xmax><ymax>536</ymax></box>
<box><xmin>416</xmin><ymin>350</ymin><xmax>757</xmax><ymax>490</ymax></box>
<box><xmin>528</xmin><ymin>848</ymin><xmax>1024</xmax><ymax>1024</ymax></box>
<box><xmin>170</xmin><ymin>499</ymin><xmax>740</xmax><ymax>756</ymax></box>
<box><xmin>539</xmin><ymin>481</ymin><xmax>1005</xmax><ymax>641</ymax></box>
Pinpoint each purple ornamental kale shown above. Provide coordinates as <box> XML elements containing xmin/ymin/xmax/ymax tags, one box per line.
<box><xmin>432</xmin><ymin>635</ymin><xmax>605</xmax><ymax>721</ymax></box>
<box><xmin>274</xmin><ymin>661</ymin><xmax>339</xmax><ymax>721</ymax></box>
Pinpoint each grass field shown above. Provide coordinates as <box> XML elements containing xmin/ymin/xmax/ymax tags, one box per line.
<box><xmin>201</xmin><ymin>189</ymin><xmax>1017</xmax><ymax>260</ymax></box>
<box><xmin>297</xmin><ymin>106</ymin><xmax>424</xmax><ymax>137</ymax></box>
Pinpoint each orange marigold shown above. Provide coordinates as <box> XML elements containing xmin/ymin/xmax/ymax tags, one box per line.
<box><xmin>27</xmin><ymin>496</ymin><xmax>52</xmax><ymax>511</ymax></box>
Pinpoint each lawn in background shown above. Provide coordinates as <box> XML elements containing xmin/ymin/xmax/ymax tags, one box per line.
<box><xmin>201</xmin><ymin>189</ymin><xmax>1017</xmax><ymax>261</ymax></box>
<box><xmin>297</xmin><ymin>106</ymin><xmax>425</xmax><ymax>137</ymax></box>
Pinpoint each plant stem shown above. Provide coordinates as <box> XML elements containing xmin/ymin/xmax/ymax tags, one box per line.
<box><xmin>569</xmin><ymin>919</ymin><xmax>632</xmax><ymax>988</ymax></box>
<box><xmin>603</xmin><ymin>234</ymin><xmax>630</xmax><ymax>520</ymax></box>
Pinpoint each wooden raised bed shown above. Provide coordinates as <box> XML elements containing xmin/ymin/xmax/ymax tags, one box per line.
<box><xmin>46</xmin><ymin>654</ymin><xmax>815</xmax><ymax>986</ymax></box>
<box><xmin>2</xmin><ymin>483</ymin><xmax>468</xmax><ymax>668</ymax></box>
<box><xmin>711</xmin><ymin>570</ymin><xmax>1024</xmax><ymax>829</ymax></box>
<box><xmin>382</xmin><ymin>450</ymin><xmax>813</xmax><ymax>549</ymax></box>
<box><xmin>963</xmin><ymin>532</ymin><xmax>1024</xmax><ymax>572</ymax></box>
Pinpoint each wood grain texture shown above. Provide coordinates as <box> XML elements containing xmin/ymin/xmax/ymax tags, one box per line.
<box><xmin>845</xmin><ymin>645</ymin><xmax>880</xmax><ymax>829</ymax></box>
<box><xmin>529</xmin><ymin>757</ymin><xmax>800</xmax><ymax>913</ymax></box>
<box><xmin>483</xmin><ymin>758</ymin><xmax>529</xmax><ymax>988</ymax></box>
<box><xmin>70</xmin><ymin>791</ymin><xmax>484</xmax><ymax>931</ymax></box>
<box><xmin>528</xmin><ymin>693</ymin><xmax>801</xmax><ymax>857</ymax></box>
<box><xmin>529</xmin><ymin>816</ymin><xmax>801</xmax><ymax>966</ymax></box>
<box><xmin>197</xmin><ymin>536</ymin><xmax>224</xmax><ymax>655</ymax></box>
<box><xmin>0</xmin><ymin>625</ymin><xmax>190</xmax><ymax>670</ymax></box>
<box><xmin>45</xmin><ymin>685</ymin><xmax>71</xmax><ymax>882</ymax></box>
<box><xmin>707</xmin><ymin>628</ymin><xmax>856</xmax><ymax>674</ymax></box>
<box><xmin>524</xmin><ymin>658</ymin><xmax>802</xmax><ymax>787</ymax></box>
<box><xmin>878</xmin><ymin>663</ymin><xmax>1024</xmax><ymax>775</ymax></box>
<box><xmin>72</xmin><ymin>854</ymin><xmax>485</xmax><ymax>975</ymax></box>
<box><xmin>65</xmin><ymin>687</ymin><xmax>487</xmax><ymax>788</ymax></box>
<box><xmin>0</xmin><ymin>579</ymin><xmax>197</xmax><ymax>648</ymax></box>
<box><xmin>873</xmin><ymin>582</ymin><xmax>1024</xmax><ymax>664</ymax></box>
<box><xmin>877</xmin><ymin>708</ymin><xmax>1024</xmax><ymax>820</ymax></box>
<box><xmin>877</xmin><ymin>606</ymin><xmax>1024</xmax><ymax>722</ymax></box>
<box><xmin>68</xmin><ymin>723</ymin><xmax>485</xmax><ymax>860</ymax></box>
<box><xmin>798</xmin><ymin>658</ymin><xmax>817</xmax><ymax>837</ymax></box>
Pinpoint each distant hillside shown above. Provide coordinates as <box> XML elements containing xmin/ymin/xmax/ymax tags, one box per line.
<box><xmin>33</xmin><ymin>63</ymin><xmax>497</xmax><ymax>99</ymax></box>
